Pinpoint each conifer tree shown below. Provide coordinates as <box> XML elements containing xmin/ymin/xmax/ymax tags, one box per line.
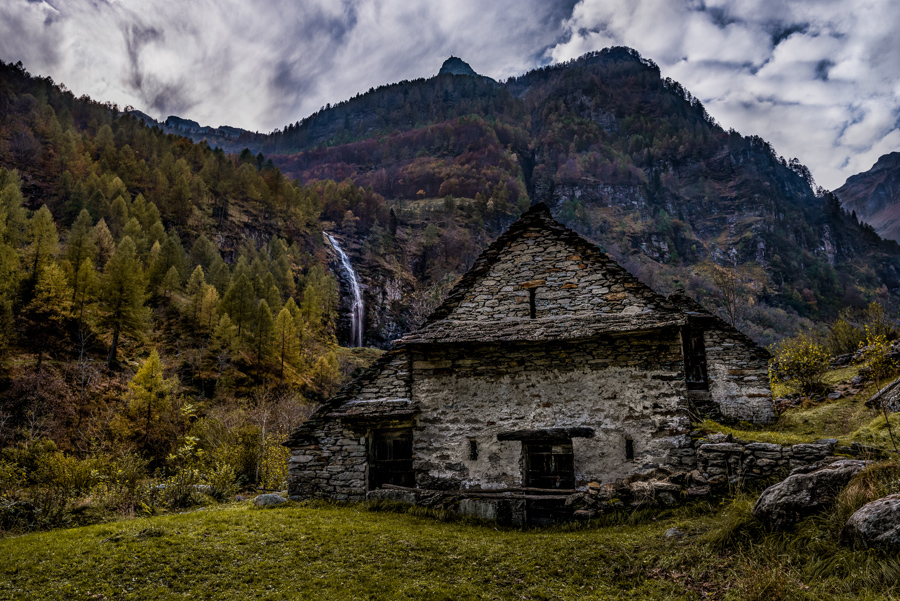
<box><xmin>66</xmin><ymin>209</ymin><xmax>97</xmax><ymax>301</ymax></box>
<box><xmin>120</xmin><ymin>350</ymin><xmax>177</xmax><ymax>458</ymax></box>
<box><xmin>161</xmin><ymin>266</ymin><xmax>181</xmax><ymax>298</ymax></box>
<box><xmin>252</xmin><ymin>299</ymin><xmax>274</xmax><ymax>375</ymax></box>
<box><xmin>107</xmin><ymin>195</ymin><xmax>128</xmax><ymax>238</ymax></box>
<box><xmin>100</xmin><ymin>236</ymin><xmax>146</xmax><ymax>367</ymax></box>
<box><xmin>92</xmin><ymin>219</ymin><xmax>115</xmax><ymax>268</ymax></box>
<box><xmin>197</xmin><ymin>284</ymin><xmax>219</xmax><ymax>333</ymax></box>
<box><xmin>24</xmin><ymin>205</ymin><xmax>59</xmax><ymax>298</ymax></box>
<box><xmin>274</xmin><ymin>306</ymin><xmax>299</xmax><ymax>379</ymax></box>
<box><xmin>27</xmin><ymin>262</ymin><xmax>73</xmax><ymax>368</ymax></box>
<box><xmin>72</xmin><ymin>257</ymin><xmax>100</xmax><ymax>333</ymax></box>
<box><xmin>222</xmin><ymin>272</ymin><xmax>255</xmax><ymax>341</ymax></box>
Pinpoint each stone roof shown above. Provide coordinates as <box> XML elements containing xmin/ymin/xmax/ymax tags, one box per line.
<box><xmin>399</xmin><ymin>313</ymin><xmax>685</xmax><ymax>344</ymax></box>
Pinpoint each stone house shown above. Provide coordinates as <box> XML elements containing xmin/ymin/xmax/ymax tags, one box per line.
<box><xmin>285</xmin><ymin>203</ymin><xmax>772</xmax><ymax>521</ymax></box>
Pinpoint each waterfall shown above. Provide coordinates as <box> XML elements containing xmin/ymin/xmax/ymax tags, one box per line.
<box><xmin>325</xmin><ymin>232</ymin><xmax>364</xmax><ymax>347</ymax></box>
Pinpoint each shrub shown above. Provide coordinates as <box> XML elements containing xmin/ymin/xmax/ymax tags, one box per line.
<box><xmin>826</xmin><ymin>317</ymin><xmax>864</xmax><ymax>356</ymax></box>
<box><xmin>0</xmin><ymin>460</ymin><xmax>24</xmax><ymax>499</ymax></box>
<box><xmin>203</xmin><ymin>462</ymin><xmax>238</xmax><ymax>501</ymax></box>
<box><xmin>769</xmin><ymin>333</ymin><xmax>830</xmax><ymax>395</ymax></box>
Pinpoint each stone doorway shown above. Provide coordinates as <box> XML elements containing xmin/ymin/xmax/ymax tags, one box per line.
<box><xmin>368</xmin><ymin>428</ymin><xmax>414</xmax><ymax>489</ymax></box>
<box><xmin>523</xmin><ymin>441</ymin><xmax>575</xmax><ymax>524</ymax></box>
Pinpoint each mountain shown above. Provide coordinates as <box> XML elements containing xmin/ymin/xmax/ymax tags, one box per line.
<box><xmin>438</xmin><ymin>56</ymin><xmax>479</xmax><ymax>76</ymax></box>
<box><xmin>835</xmin><ymin>152</ymin><xmax>900</xmax><ymax>244</ymax></box>
<box><xmin>251</xmin><ymin>48</ymin><xmax>900</xmax><ymax>345</ymax></box>
<box><xmin>124</xmin><ymin>110</ymin><xmax>262</xmax><ymax>154</ymax></box>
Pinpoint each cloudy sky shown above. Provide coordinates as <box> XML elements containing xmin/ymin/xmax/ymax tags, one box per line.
<box><xmin>1</xmin><ymin>0</ymin><xmax>898</xmax><ymax>189</ymax></box>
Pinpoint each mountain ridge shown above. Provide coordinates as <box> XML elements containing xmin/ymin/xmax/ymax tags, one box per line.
<box><xmin>835</xmin><ymin>152</ymin><xmax>900</xmax><ymax>243</ymax></box>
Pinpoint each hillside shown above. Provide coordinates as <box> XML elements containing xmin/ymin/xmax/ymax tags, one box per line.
<box><xmin>258</xmin><ymin>48</ymin><xmax>900</xmax><ymax>346</ymax></box>
<box><xmin>836</xmin><ymin>152</ymin><xmax>900</xmax><ymax>244</ymax></box>
<box><xmin>0</xmin><ymin>59</ymin><xmax>390</xmax><ymax>488</ymax></box>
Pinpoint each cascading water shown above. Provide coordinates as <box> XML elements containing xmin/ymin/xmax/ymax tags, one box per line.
<box><xmin>325</xmin><ymin>232</ymin><xmax>364</xmax><ymax>347</ymax></box>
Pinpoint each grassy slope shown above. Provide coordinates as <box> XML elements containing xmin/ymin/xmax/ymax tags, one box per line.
<box><xmin>706</xmin><ymin>364</ymin><xmax>900</xmax><ymax>451</ymax></box>
<box><xmin>2</xmin><ymin>500</ymin><xmax>899</xmax><ymax>601</ymax></box>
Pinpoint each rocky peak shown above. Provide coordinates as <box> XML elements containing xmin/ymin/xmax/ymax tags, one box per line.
<box><xmin>438</xmin><ymin>56</ymin><xmax>478</xmax><ymax>77</ymax></box>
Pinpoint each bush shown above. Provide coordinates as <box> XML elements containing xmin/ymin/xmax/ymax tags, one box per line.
<box><xmin>203</xmin><ymin>462</ymin><xmax>238</xmax><ymax>501</ymax></box>
<box><xmin>0</xmin><ymin>459</ymin><xmax>24</xmax><ymax>499</ymax></box>
<box><xmin>769</xmin><ymin>333</ymin><xmax>830</xmax><ymax>395</ymax></box>
<box><xmin>826</xmin><ymin>317</ymin><xmax>864</xmax><ymax>356</ymax></box>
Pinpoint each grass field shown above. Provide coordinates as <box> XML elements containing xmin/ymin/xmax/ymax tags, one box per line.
<box><xmin>2</xmin><ymin>498</ymin><xmax>900</xmax><ymax>601</ymax></box>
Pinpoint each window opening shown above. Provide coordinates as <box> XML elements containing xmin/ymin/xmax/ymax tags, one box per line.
<box><xmin>468</xmin><ymin>439</ymin><xmax>478</xmax><ymax>461</ymax></box>
<box><xmin>369</xmin><ymin>429</ymin><xmax>414</xmax><ymax>489</ymax></box>
<box><xmin>528</xmin><ymin>288</ymin><xmax>536</xmax><ymax>319</ymax></box>
<box><xmin>625</xmin><ymin>436</ymin><xmax>634</xmax><ymax>460</ymax></box>
<box><xmin>683</xmin><ymin>325</ymin><xmax>709</xmax><ymax>391</ymax></box>
<box><xmin>523</xmin><ymin>441</ymin><xmax>575</xmax><ymax>489</ymax></box>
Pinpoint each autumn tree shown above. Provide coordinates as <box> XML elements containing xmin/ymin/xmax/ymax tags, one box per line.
<box><xmin>100</xmin><ymin>236</ymin><xmax>146</xmax><ymax>367</ymax></box>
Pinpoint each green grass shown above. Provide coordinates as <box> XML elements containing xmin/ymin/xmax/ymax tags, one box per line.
<box><xmin>704</xmin><ymin>364</ymin><xmax>900</xmax><ymax>451</ymax></box>
<box><xmin>2</xmin><ymin>499</ymin><xmax>899</xmax><ymax>601</ymax></box>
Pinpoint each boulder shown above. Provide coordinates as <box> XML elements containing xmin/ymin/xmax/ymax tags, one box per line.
<box><xmin>752</xmin><ymin>459</ymin><xmax>870</xmax><ymax>529</ymax></box>
<box><xmin>253</xmin><ymin>493</ymin><xmax>287</xmax><ymax>508</ymax></box>
<box><xmin>865</xmin><ymin>375</ymin><xmax>900</xmax><ymax>412</ymax></box>
<box><xmin>841</xmin><ymin>494</ymin><xmax>900</xmax><ymax>549</ymax></box>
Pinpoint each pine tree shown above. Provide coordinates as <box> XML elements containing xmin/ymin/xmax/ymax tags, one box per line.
<box><xmin>72</xmin><ymin>257</ymin><xmax>100</xmax><ymax>333</ymax></box>
<box><xmin>222</xmin><ymin>272</ymin><xmax>255</xmax><ymax>342</ymax></box>
<box><xmin>92</xmin><ymin>219</ymin><xmax>115</xmax><ymax>268</ymax></box>
<box><xmin>100</xmin><ymin>236</ymin><xmax>146</xmax><ymax>367</ymax></box>
<box><xmin>107</xmin><ymin>195</ymin><xmax>129</xmax><ymax>238</ymax></box>
<box><xmin>121</xmin><ymin>350</ymin><xmax>177</xmax><ymax>458</ymax></box>
<box><xmin>161</xmin><ymin>266</ymin><xmax>181</xmax><ymax>298</ymax></box>
<box><xmin>197</xmin><ymin>284</ymin><xmax>219</xmax><ymax>333</ymax></box>
<box><xmin>252</xmin><ymin>299</ymin><xmax>274</xmax><ymax>376</ymax></box>
<box><xmin>65</xmin><ymin>209</ymin><xmax>97</xmax><ymax>302</ymax></box>
<box><xmin>27</xmin><ymin>262</ymin><xmax>73</xmax><ymax>368</ymax></box>
<box><xmin>273</xmin><ymin>306</ymin><xmax>299</xmax><ymax>379</ymax></box>
<box><xmin>24</xmin><ymin>205</ymin><xmax>59</xmax><ymax>300</ymax></box>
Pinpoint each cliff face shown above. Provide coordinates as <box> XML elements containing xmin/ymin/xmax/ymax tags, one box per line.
<box><xmin>836</xmin><ymin>153</ymin><xmax>900</xmax><ymax>244</ymax></box>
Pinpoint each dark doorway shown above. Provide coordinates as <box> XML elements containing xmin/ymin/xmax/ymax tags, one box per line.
<box><xmin>369</xmin><ymin>429</ymin><xmax>414</xmax><ymax>489</ymax></box>
<box><xmin>683</xmin><ymin>325</ymin><xmax>709</xmax><ymax>391</ymax></box>
<box><xmin>523</xmin><ymin>441</ymin><xmax>575</xmax><ymax>525</ymax></box>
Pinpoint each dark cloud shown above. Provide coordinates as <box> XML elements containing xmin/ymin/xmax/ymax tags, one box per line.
<box><xmin>814</xmin><ymin>59</ymin><xmax>833</xmax><ymax>81</ymax></box>
<box><xmin>767</xmin><ymin>22</ymin><xmax>809</xmax><ymax>46</ymax></box>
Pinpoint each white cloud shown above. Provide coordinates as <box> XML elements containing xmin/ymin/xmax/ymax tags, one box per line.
<box><xmin>549</xmin><ymin>0</ymin><xmax>900</xmax><ymax>189</ymax></box>
<box><xmin>0</xmin><ymin>0</ymin><xmax>572</xmax><ymax>131</ymax></box>
<box><xmin>0</xmin><ymin>0</ymin><xmax>897</xmax><ymax>189</ymax></box>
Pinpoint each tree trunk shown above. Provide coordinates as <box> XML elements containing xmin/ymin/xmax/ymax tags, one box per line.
<box><xmin>107</xmin><ymin>327</ymin><xmax>120</xmax><ymax>368</ymax></box>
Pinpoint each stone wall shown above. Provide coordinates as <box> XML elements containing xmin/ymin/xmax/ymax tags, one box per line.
<box><xmin>694</xmin><ymin>437</ymin><xmax>842</xmax><ymax>482</ymax></box>
<box><xmin>286</xmin><ymin>351</ymin><xmax>412</xmax><ymax>500</ymax></box>
<box><xmin>703</xmin><ymin>325</ymin><xmax>774</xmax><ymax>424</ymax></box>
<box><xmin>449</xmin><ymin>228</ymin><xmax>651</xmax><ymax>320</ymax></box>
<box><xmin>409</xmin><ymin>330</ymin><xmax>692</xmax><ymax>490</ymax></box>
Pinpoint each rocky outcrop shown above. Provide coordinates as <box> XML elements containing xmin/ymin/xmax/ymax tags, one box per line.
<box><xmin>752</xmin><ymin>459</ymin><xmax>870</xmax><ymax>529</ymax></box>
<box><xmin>835</xmin><ymin>152</ymin><xmax>900</xmax><ymax>243</ymax></box>
<box><xmin>438</xmin><ymin>57</ymin><xmax>479</xmax><ymax>77</ymax></box>
<box><xmin>865</xmin><ymin>375</ymin><xmax>900</xmax><ymax>412</ymax></box>
<box><xmin>841</xmin><ymin>494</ymin><xmax>900</xmax><ymax>549</ymax></box>
<box><xmin>253</xmin><ymin>493</ymin><xmax>287</xmax><ymax>508</ymax></box>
